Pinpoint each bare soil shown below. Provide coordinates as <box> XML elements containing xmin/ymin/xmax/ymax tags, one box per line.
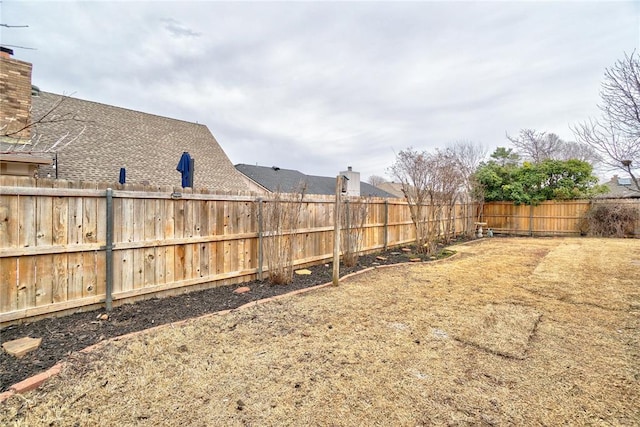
<box><xmin>0</xmin><ymin>243</ymin><xmax>455</xmax><ymax>392</ymax></box>
<box><xmin>1</xmin><ymin>237</ymin><xmax>639</xmax><ymax>426</ymax></box>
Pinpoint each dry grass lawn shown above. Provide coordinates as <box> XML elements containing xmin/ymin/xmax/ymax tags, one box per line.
<box><xmin>2</xmin><ymin>237</ymin><xmax>639</xmax><ymax>426</ymax></box>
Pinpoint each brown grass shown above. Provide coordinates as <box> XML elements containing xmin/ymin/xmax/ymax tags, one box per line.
<box><xmin>1</xmin><ymin>238</ymin><xmax>639</xmax><ymax>426</ymax></box>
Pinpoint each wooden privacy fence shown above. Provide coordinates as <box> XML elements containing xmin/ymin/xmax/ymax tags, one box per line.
<box><xmin>482</xmin><ymin>199</ymin><xmax>640</xmax><ymax>236</ymax></box>
<box><xmin>0</xmin><ymin>177</ymin><xmax>476</xmax><ymax>325</ymax></box>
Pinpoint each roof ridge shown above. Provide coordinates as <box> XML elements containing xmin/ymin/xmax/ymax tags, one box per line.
<box><xmin>39</xmin><ymin>91</ymin><xmax>208</xmax><ymax>128</ymax></box>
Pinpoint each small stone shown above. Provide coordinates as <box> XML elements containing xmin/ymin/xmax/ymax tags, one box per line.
<box><xmin>409</xmin><ymin>258</ymin><xmax>421</xmax><ymax>262</ymax></box>
<box><xmin>375</xmin><ymin>256</ymin><xmax>387</xmax><ymax>261</ymax></box>
<box><xmin>401</xmin><ymin>248</ymin><xmax>412</xmax><ymax>253</ymax></box>
<box><xmin>98</xmin><ymin>314</ymin><xmax>109</xmax><ymax>321</ymax></box>
<box><xmin>390</xmin><ymin>252</ymin><xmax>401</xmax><ymax>255</ymax></box>
<box><xmin>233</xmin><ymin>286</ymin><xmax>250</xmax><ymax>294</ymax></box>
<box><xmin>2</xmin><ymin>337</ymin><xmax>42</xmax><ymax>358</ymax></box>
<box><xmin>372</xmin><ymin>262</ymin><xmax>380</xmax><ymax>265</ymax></box>
<box><xmin>295</xmin><ymin>269</ymin><xmax>312</xmax><ymax>275</ymax></box>
<box><xmin>236</xmin><ymin>399</ymin><xmax>245</xmax><ymax>410</ymax></box>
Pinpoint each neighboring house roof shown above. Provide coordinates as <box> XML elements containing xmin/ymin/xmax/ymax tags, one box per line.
<box><xmin>375</xmin><ymin>182</ymin><xmax>405</xmax><ymax>198</ymax></box>
<box><xmin>598</xmin><ymin>175</ymin><xmax>640</xmax><ymax>199</ymax></box>
<box><xmin>235</xmin><ymin>164</ymin><xmax>396</xmax><ymax>198</ymax></box>
<box><xmin>1</xmin><ymin>91</ymin><xmax>248</xmax><ymax>192</ymax></box>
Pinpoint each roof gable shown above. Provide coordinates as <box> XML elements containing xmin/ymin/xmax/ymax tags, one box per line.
<box><xmin>3</xmin><ymin>92</ymin><xmax>247</xmax><ymax>191</ymax></box>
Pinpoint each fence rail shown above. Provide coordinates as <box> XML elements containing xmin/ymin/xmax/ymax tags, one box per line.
<box><xmin>0</xmin><ymin>176</ymin><xmax>475</xmax><ymax>325</ymax></box>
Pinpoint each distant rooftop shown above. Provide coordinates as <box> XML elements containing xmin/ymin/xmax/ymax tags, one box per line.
<box><xmin>235</xmin><ymin>164</ymin><xmax>396</xmax><ymax>198</ymax></box>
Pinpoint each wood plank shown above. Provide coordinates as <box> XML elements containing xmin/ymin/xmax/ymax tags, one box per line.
<box><xmin>36</xmin><ymin>194</ymin><xmax>53</xmax><ymax>247</ymax></box>
<box><xmin>0</xmin><ymin>294</ymin><xmax>105</xmax><ymax>324</ymax></box>
<box><xmin>143</xmin><ymin>247</ymin><xmax>156</xmax><ymax>287</ymax></box>
<box><xmin>142</xmin><ymin>199</ymin><xmax>157</xmax><ymax>288</ymax></box>
<box><xmin>52</xmin><ymin>251</ymin><xmax>68</xmax><ymax>303</ymax></box>
<box><xmin>215</xmin><ymin>241</ymin><xmax>224</xmax><ymax>275</ymax></box>
<box><xmin>174</xmin><ymin>199</ymin><xmax>185</xmax><ymax>239</ymax></box>
<box><xmin>67</xmin><ymin>196</ymin><xmax>84</xmax><ymax>301</ymax></box>
<box><xmin>82</xmin><ymin>191</ymin><xmax>98</xmax><ymax>244</ymax></box>
<box><xmin>35</xmin><ymin>254</ymin><xmax>53</xmax><ymax>306</ymax></box>
<box><xmin>184</xmin><ymin>242</ymin><xmax>194</xmax><ymax>279</ymax></box>
<box><xmin>119</xmin><ymin>196</ymin><xmax>135</xmax><ymax>292</ymax></box>
<box><xmin>67</xmin><ymin>252</ymin><xmax>83</xmax><ymax>301</ymax></box>
<box><xmin>163</xmin><ymin>246</ymin><xmax>174</xmax><ymax>284</ymax></box>
<box><xmin>82</xmin><ymin>251</ymin><xmax>97</xmax><ymax>299</ymax></box>
<box><xmin>112</xmin><ymin>250</ymin><xmax>123</xmax><ymax>294</ymax></box>
<box><xmin>174</xmin><ymin>244</ymin><xmax>186</xmax><ymax>282</ymax></box>
<box><xmin>95</xmin><ymin>250</ymin><xmax>107</xmax><ymax>297</ymax></box>
<box><xmin>199</xmin><ymin>242</ymin><xmax>210</xmax><ymax>278</ymax></box>
<box><xmin>0</xmin><ymin>186</ymin><xmax>104</xmax><ymax>197</ymax></box>
<box><xmin>133</xmin><ymin>249</ymin><xmax>145</xmax><ymax>290</ymax></box>
<box><xmin>163</xmin><ymin>199</ymin><xmax>175</xmax><ymax>285</ymax></box>
<box><xmin>0</xmin><ymin>194</ymin><xmax>18</xmax><ymax>248</ymax></box>
<box><xmin>51</xmin><ymin>181</ymin><xmax>69</xmax><ymax>303</ymax></box>
<box><xmin>192</xmin><ymin>242</ymin><xmax>201</xmax><ymax>277</ymax></box>
<box><xmin>19</xmin><ymin>192</ymin><xmax>36</xmax><ymax>249</ymax></box>
<box><xmin>17</xmin><ymin>255</ymin><xmax>36</xmax><ymax>310</ymax></box>
<box><xmin>0</xmin><ymin>257</ymin><xmax>18</xmax><ymax>313</ymax></box>
<box><xmin>184</xmin><ymin>199</ymin><xmax>194</xmax><ymax>238</ymax></box>
<box><xmin>96</xmin><ymin>196</ymin><xmax>107</xmax><ymax>245</ymax></box>
<box><xmin>209</xmin><ymin>239</ymin><xmax>217</xmax><ymax>277</ymax></box>
<box><xmin>199</xmin><ymin>199</ymin><xmax>209</xmax><ymax>237</ymax></box>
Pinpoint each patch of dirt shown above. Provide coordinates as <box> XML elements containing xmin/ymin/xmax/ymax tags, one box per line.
<box><xmin>0</xmin><ymin>243</ymin><xmax>459</xmax><ymax>391</ymax></box>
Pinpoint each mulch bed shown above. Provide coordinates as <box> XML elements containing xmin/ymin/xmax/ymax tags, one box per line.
<box><xmin>1</xmin><ymin>244</ymin><xmax>459</xmax><ymax>392</ymax></box>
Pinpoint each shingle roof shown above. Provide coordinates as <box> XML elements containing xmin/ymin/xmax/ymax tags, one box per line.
<box><xmin>375</xmin><ymin>182</ymin><xmax>405</xmax><ymax>198</ymax></box>
<box><xmin>2</xmin><ymin>92</ymin><xmax>248</xmax><ymax>192</ymax></box>
<box><xmin>235</xmin><ymin>164</ymin><xmax>396</xmax><ymax>198</ymax></box>
<box><xmin>598</xmin><ymin>175</ymin><xmax>640</xmax><ymax>199</ymax></box>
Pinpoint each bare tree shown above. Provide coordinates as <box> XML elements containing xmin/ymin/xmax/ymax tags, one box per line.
<box><xmin>341</xmin><ymin>197</ymin><xmax>370</xmax><ymax>267</ymax></box>
<box><xmin>447</xmin><ymin>141</ymin><xmax>487</xmax><ymax>236</ymax></box>
<box><xmin>389</xmin><ymin>148</ymin><xmax>462</xmax><ymax>254</ymax></box>
<box><xmin>262</xmin><ymin>186</ymin><xmax>306</xmax><ymax>285</ymax></box>
<box><xmin>556</xmin><ymin>141</ymin><xmax>600</xmax><ymax>163</ymax></box>
<box><xmin>506</xmin><ymin>129</ymin><xmax>563</xmax><ymax>163</ymax></box>
<box><xmin>432</xmin><ymin>150</ymin><xmax>464</xmax><ymax>243</ymax></box>
<box><xmin>573</xmin><ymin>52</ymin><xmax>640</xmax><ymax>191</ymax></box>
<box><xmin>367</xmin><ymin>175</ymin><xmax>386</xmax><ymax>187</ymax></box>
<box><xmin>600</xmin><ymin>51</ymin><xmax>640</xmax><ymax>141</ymax></box>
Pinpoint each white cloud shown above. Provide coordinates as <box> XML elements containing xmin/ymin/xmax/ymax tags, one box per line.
<box><xmin>2</xmin><ymin>1</ymin><xmax>638</xmax><ymax>180</ymax></box>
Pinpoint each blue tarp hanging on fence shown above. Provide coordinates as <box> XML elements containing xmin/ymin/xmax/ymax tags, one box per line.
<box><xmin>176</xmin><ymin>152</ymin><xmax>193</xmax><ymax>188</ymax></box>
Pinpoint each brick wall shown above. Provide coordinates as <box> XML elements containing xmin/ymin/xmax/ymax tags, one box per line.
<box><xmin>0</xmin><ymin>53</ymin><xmax>32</xmax><ymax>142</ymax></box>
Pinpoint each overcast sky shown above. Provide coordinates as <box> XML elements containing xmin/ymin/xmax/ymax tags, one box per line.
<box><xmin>2</xmin><ymin>1</ymin><xmax>638</xmax><ymax>181</ymax></box>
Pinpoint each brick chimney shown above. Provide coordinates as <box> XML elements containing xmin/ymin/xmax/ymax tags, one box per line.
<box><xmin>0</xmin><ymin>47</ymin><xmax>33</xmax><ymax>142</ymax></box>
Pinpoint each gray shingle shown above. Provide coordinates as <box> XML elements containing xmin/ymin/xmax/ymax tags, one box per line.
<box><xmin>235</xmin><ymin>164</ymin><xmax>396</xmax><ymax>198</ymax></box>
<box><xmin>2</xmin><ymin>92</ymin><xmax>248</xmax><ymax>192</ymax></box>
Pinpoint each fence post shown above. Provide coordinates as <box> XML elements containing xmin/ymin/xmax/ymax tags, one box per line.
<box><xmin>257</xmin><ymin>197</ymin><xmax>264</xmax><ymax>281</ymax></box>
<box><xmin>105</xmin><ymin>188</ymin><xmax>114</xmax><ymax>311</ymax></box>
<box><xmin>384</xmin><ymin>199</ymin><xmax>389</xmax><ymax>251</ymax></box>
<box><xmin>333</xmin><ymin>176</ymin><xmax>342</xmax><ymax>286</ymax></box>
